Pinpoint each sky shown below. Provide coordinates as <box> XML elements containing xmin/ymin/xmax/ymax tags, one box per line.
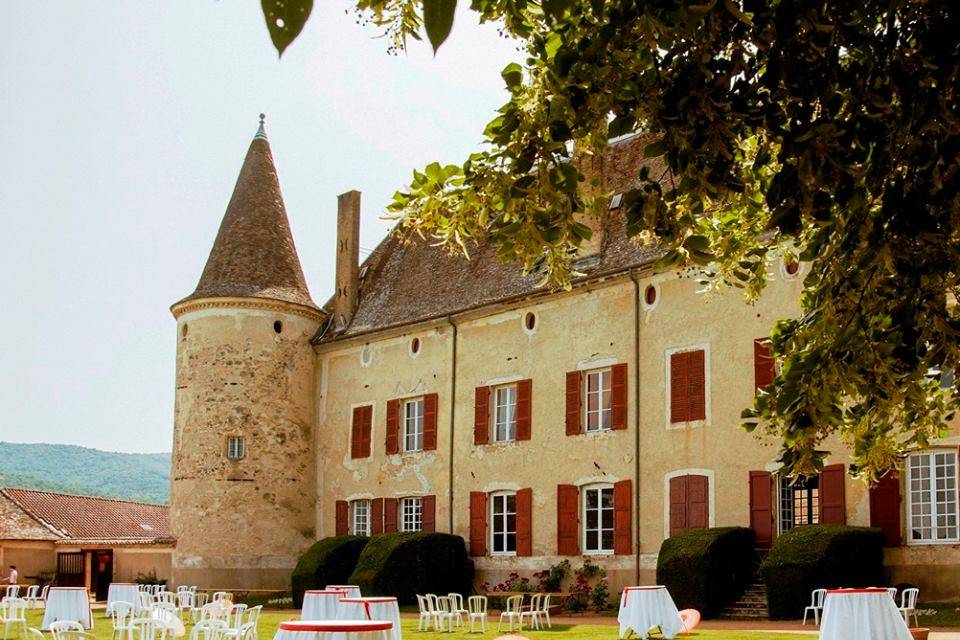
<box><xmin>0</xmin><ymin>2</ymin><xmax>519</xmax><ymax>453</ymax></box>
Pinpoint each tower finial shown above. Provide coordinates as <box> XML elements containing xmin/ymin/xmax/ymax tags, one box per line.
<box><xmin>254</xmin><ymin>113</ymin><xmax>268</xmax><ymax>140</ymax></box>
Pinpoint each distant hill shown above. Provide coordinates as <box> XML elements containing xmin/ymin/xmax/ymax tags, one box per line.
<box><xmin>0</xmin><ymin>442</ymin><xmax>170</xmax><ymax>504</ymax></box>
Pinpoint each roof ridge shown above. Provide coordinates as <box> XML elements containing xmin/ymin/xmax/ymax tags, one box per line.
<box><xmin>1</xmin><ymin>486</ymin><xmax>168</xmax><ymax>509</ymax></box>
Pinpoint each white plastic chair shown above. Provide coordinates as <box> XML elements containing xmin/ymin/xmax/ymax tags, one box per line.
<box><xmin>446</xmin><ymin>594</ymin><xmax>468</xmax><ymax>620</ymax></box>
<box><xmin>0</xmin><ymin>598</ymin><xmax>27</xmax><ymax>640</ymax></box>
<box><xmin>221</xmin><ymin>604</ymin><xmax>246</xmax><ymax>640</ymax></box>
<box><xmin>900</xmin><ymin>588</ymin><xmax>919</xmax><ymax>627</ymax></box>
<box><xmin>497</xmin><ymin>595</ymin><xmax>523</xmax><ymax>632</ymax></box>
<box><xmin>189</xmin><ymin>620</ymin><xmax>225</xmax><ymax>640</ymax></box>
<box><xmin>176</xmin><ymin>592</ymin><xmax>194</xmax><ymax>618</ymax></box>
<box><xmin>191</xmin><ymin>596</ymin><xmax>212</xmax><ymax>623</ymax></box>
<box><xmin>109</xmin><ymin>601</ymin><xmax>136</xmax><ymax>640</ymax></box>
<box><xmin>241</xmin><ymin>606</ymin><xmax>261</xmax><ymax>640</ymax></box>
<box><xmin>137</xmin><ymin>593</ymin><xmax>156</xmax><ymax>615</ymax></box>
<box><xmin>39</xmin><ymin>586</ymin><xmax>50</xmax><ymax>607</ymax></box>
<box><xmin>48</xmin><ymin>622</ymin><xmax>93</xmax><ymax>640</ymax></box>
<box><xmin>157</xmin><ymin>592</ymin><xmax>176</xmax><ymax>607</ymax></box>
<box><xmin>802</xmin><ymin>588</ymin><xmax>826</xmax><ymax>626</ymax></box>
<box><xmin>887</xmin><ymin>587</ymin><xmax>898</xmax><ymax>601</ymax></box>
<box><xmin>466</xmin><ymin>596</ymin><xmax>487</xmax><ymax>633</ymax></box>
<box><xmin>211</xmin><ymin>593</ymin><xmax>230</xmax><ymax>605</ymax></box>
<box><xmin>130</xmin><ymin>618</ymin><xmax>170</xmax><ymax>640</ymax></box>
<box><xmin>519</xmin><ymin>593</ymin><xmax>542</xmax><ymax>630</ymax></box>
<box><xmin>538</xmin><ymin>593</ymin><xmax>553</xmax><ymax>628</ymax></box>
<box><xmin>196</xmin><ymin>603</ymin><xmax>225</xmax><ymax>625</ymax></box>
<box><xmin>416</xmin><ymin>595</ymin><xmax>432</xmax><ymax>631</ymax></box>
<box><xmin>435</xmin><ymin>596</ymin><xmax>461</xmax><ymax>632</ymax></box>
<box><xmin>18</xmin><ymin>588</ymin><xmax>38</xmax><ymax>611</ymax></box>
<box><xmin>3</xmin><ymin>588</ymin><xmax>19</xmax><ymax>601</ymax></box>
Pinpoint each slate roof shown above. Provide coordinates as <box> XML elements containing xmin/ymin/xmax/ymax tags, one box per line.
<box><xmin>0</xmin><ymin>488</ymin><xmax>173</xmax><ymax>545</ymax></box>
<box><xmin>176</xmin><ymin>119</ymin><xmax>317</xmax><ymax>310</ymax></box>
<box><xmin>316</xmin><ymin>133</ymin><xmax>667</xmax><ymax>342</ymax></box>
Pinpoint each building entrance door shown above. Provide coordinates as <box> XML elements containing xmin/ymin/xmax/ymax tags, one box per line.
<box><xmin>56</xmin><ymin>552</ymin><xmax>85</xmax><ymax>587</ymax></box>
<box><xmin>90</xmin><ymin>550</ymin><xmax>113</xmax><ymax>601</ymax></box>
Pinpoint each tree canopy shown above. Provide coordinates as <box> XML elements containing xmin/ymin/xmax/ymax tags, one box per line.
<box><xmin>261</xmin><ymin>0</ymin><xmax>960</xmax><ymax>481</ymax></box>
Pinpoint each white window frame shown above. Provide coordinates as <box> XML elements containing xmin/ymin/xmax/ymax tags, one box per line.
<box><xmin>351</xmin><ymin>500</ymin><xmax>371</xmax><ymax>537</ymax></box>
<box><xmin>664</xmin><ymin>344</ymin><xmax>711</xmax><ymax>430</ymax></box>
<box><xmin>906</xmin><ymin>449</ymin><xmax>959</xmax><ymax>546</ymax></box>
<box><xmin>492</xmin><ymin>384</ymin><xmax>518</xmax><ymax>443</ymax></box>
<box><xmin>490</xmin><ymin>491</ymin><xmax>517</xmax><ymax>556</ymax></box>
<box><xmin>400</xmin><ymin>497</ymin><xmax>423</xmax><ymax>532</ymax></box>
<box><xmin>402</xmin><ymin>397</ymin><xmax>424</xmax><ymax>453</ymax></box>
<box><xmin>583</xmin><ymin>368</ymin><xmax>612</xmax><ymax>433</ymax></box>
<box><xmin>582</xmin><ymin>483</ymin><xmax>614</xmax><ymax>556</ymax></box>
<box><xmin>226</xmin><ymin>436</ymin><xmax>245</xmax><ymax>460</ymax></box>
<box><xmin>777</xmin><ymin>474</ymin><xmax>820</xmax><ymax>535</ymax></box>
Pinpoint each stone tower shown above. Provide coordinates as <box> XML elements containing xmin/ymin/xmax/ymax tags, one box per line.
<box><xmin>169</xmin><ymin>116</ymin><xmax>324</xmax><ymax>588</ymax></box>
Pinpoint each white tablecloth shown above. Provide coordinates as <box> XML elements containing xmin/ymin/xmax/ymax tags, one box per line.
<box><xmin>106</xmin><ymin>583</ymin><xmax>141</xmax><ymax>615</ymax></box>
<box><xmin>274</xmin><ymin>619</ymin><xmax>393</xmax><ymax>640</ymax></box>
<box><xmin>326</xmin><ymin>586</ymin><xmax>362</xmax><ymax>599</ymax></box>
<box><xmin>42</xmin><ymin>588</ymin><xmax>92</xmax><ymax>630</ymax></box>
<box><xmin>338</xmin><ymin>598</ymin><xmax>400</xmax><ymax>640</ymax></box>
<box><xmin>618</xmin><ymin>586</ymin><xmax>684</xmax><ymax>640</ymax></box>
<box><xmin>302</xmin><ymin>590</ymin><xmax>349</xmax><ymax>620</ymax></box>
<box><xmin>821</xmin><ymin>589</ymin><xmax>913</xmax><ymax>640</ymax></box>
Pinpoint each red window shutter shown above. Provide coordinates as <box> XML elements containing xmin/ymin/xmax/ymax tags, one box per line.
<box><xmin>565</xmin><ymin>371</ymin><xmax>582</xmax><ymax>435</ymax></box>
<box><xmin>516</xmin><ymin>379</ymin><xmax>533</xmax><ymax>441</ymax></box>
<box><xmin>613</xmin><ymin>479</ymin><xmax>632</xmax><ymax>555</ymax></box>
<box><xmin>610</xmin><ymin>364</ymin><xmax>628</xmax><ymax>430</ymax></box>
<box><xmin>869</xmin><ymin>472</ymin><xmax>902</xmax><ymax>547</ymax></box>
<box><xmin>754</xmin><ymin>339</ymin><xmax>776</xmax><ymax>390</ymax></box>
<box><xmin>335</xmin><ymin>500</ymin><xmax>349</xmax><ymax>536</ymax></box>
<box><xmin>669</xmin><ymin>476</ymin><xmax>687</xmax><ymax>537</ymax></box>
<box><xmin>362</xmin><ymin>406</ymin><xmax>373</xmax><ymax>458</ymax></box>
<box><xmin>350</xmin><ymin>408</ymin><xmax>360</xmax><ymax>459</ymax></box>
<box><xmin>423</xmin><ymin>393</ymin><xmax>438</xmax><ymax>450</ymax></box>
<box><xmin>516</xmin><ymin>488</ymin><xmax>533</xmax><ymax>556</ymax></box>
<box><xmin>556</xmin><ymin>484</ymin><xmax>580</xmax><ymax>555</ymax></box>
<box><xmin>819</xmin><ymin>464</ymin><xmax>847</xmax><ymax>524</ymax></box>
<box><xmin>385</xmin><ymin>399</ymin><xmax>399</xmax><ymax>455</ymax></box>
<box><xmin>383</xmin><ymin>498</ymin><xmax>399</xmax><ymax>532</ymax></box>
<box><xmin>749</xmin><ymin>471</ymin><xmax>774</xmax><ymax>548</ymax></box>
<box><xmin>421</xmin><ymin>495</ymin><xmax>436</xmax><ymax>532</ymax></box>
<box><xmin>371</xmin><ymin>498</ymin><xmax>384</xmax><ymax>535</ymax></box>
<box><xmin>687</xmin><ymin>474</ymin><xmax>709</xmax><ymax>530</ymax></box>
<box><xmin>469</xmin><ymin>492</ymin><xmax>487</xmax><ymax>556</ymax></box>
<box><xmin>474</xmin><ymin>386</ymin><xmax>490</xmax><ymax>446</ymax></box>
<box><xmin>670</xmin><ymin>353</ymin><xmax>689</xmax><ymax>423</ymax></box>
<box><xmin>687</xmin><ymin>350</ymin><xmax>706</xmax><ymax>421</ymax></box>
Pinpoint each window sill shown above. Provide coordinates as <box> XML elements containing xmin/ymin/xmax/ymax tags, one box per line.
<box><xmin>583</xmin><ymin>550</ymin><xmax>614</xmax><ymax>557</ymax></box>
<box><xmin>490</xmin><ymin>552</ymin><xmax>517</xmax><ymax>558</ymax></box>
<box><xmin>905</xmin><ymin>539</ymin><xmax>960</xmax><ymax>547</ymax></box>
<box><xmin>666</xmin><ymin>419</ymin><xmax>708</xmax><ymax>431</ymax></box>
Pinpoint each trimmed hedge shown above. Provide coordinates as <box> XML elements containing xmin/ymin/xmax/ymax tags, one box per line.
<box><xmin>291</xmin><ymin>535</ymin><xmax>370</xmax><ymax>607</ymax></box>
<box><xmin>760</xmin><ymin>525</ymin><xmax>884</xmax><ymax>620</ymax></box>
<box><xmin>348</xmin><ymin>532</ymin><xmax>474</xmax><ymax>604</ymax></box>
<box><xmin>656</xmin><ymin>527</ymin><xmax>756</xmax><ymax>618</ymax></box>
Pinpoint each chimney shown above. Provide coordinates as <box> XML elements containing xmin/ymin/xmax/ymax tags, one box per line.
<box><xmin>334</xmin><ymin>190</ymin><xmax>361</xmax><ymax>328</ymax></box>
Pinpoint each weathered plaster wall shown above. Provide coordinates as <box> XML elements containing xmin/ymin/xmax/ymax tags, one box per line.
<box><xmin>0</xmin><ymin>541</ymin><xmax>55</xmax><ymax>582</ymax></box>
<box><xmin>114</xmin><ymin>548</ymin><xmax>173</xmax><ymax>584</ymax></box>
<box><xmin>171</xmin><ymin>302</ymin><xmax>319</xmax><ymax>589</ymax></box>
<box><xmin>316</xmin><ymin>325</ymin><xmax>453</xmax><ymax>538</ymax></box>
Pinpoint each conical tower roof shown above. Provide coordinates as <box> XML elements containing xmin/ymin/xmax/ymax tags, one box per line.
<box><xmin>178</xmin><ymin>116</ymin><xmax>317</xmax><ymax>310</ymax></box>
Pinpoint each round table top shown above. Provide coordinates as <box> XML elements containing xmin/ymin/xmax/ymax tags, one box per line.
<box><xmin>623</xmin><ymin>586</ymin><xmax>666</xmax><ymax>591</ymax></box>
<box><xmin>280</xmin><ymin>620</ymin><xmax>393</xmax><ymax>632</ymax></box>
<box><xmin>325</xmin><ymin>586</ymin><xmax>360</xmax><ymax>590</ymax></box>
<box><xmin>50</xmin><ymin>587</ymin><xmax>88</xmax><ymax>591</ymax></box>
<box><xmin>339</xmin><ymin>597</ymin><xmax>396</xmax><ymax>604</ymax></box>
<box><xmin>304</xmin><ymin>590</ymin><xmax>349</xmax><ymax>596</ymax></box>
<box><xmin>826</xmin><ymin>588</ymin><xmax>890</xmax><ymax>595</ymax></box>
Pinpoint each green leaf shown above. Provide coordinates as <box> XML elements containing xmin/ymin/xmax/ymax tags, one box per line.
<box><xmin>261</xmin><ymin>0</ymin><xmax>313</xmax><ymax>57</ymax></box>
<box><xmin>542</xmin><ymin>0</ymin><xmax>573</xmax><ymax>20</ymax></box>
<box><xmin>501</xmin><ymin>62</ymin><xmax>523</xmax><ymax>89</ymax></box>
<box><xmin>423</xmin><ymin>0</ymin><xmax>457</xmax><ymax>53</ymax></box>
<box><xmin>643</xmin><ymin>139</ymin><xmax>668</xmax><ymax>157</ymax></box>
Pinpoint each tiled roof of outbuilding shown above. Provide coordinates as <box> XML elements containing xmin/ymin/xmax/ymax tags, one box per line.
<box><xmin>176</xmin><ymin>118</ymin><xmax>317</xmax><ymax>310</ymax></box>
<box><xmin>316</xmin><ymin>133</ymin><xmax>666</xmax><ymax>342</ymax></box>
<box><xmin>0</xmin><ymin>488</ymin><xmax>172</xmax><ymax>544</ymax></box>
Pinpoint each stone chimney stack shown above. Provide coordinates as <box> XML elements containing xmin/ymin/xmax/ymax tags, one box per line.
<box><xmin>334</xmin><ymin>190</ymin><xmax>361</xmax><ymax>328</ymax></box>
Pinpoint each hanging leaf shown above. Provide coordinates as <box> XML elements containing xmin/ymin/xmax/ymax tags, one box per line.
<box><xmin>501</xmin><ymin>62</ymin><xmax>524</xmax><ymax>89</ymax></box>
<box><xmin>542</xmin><ymin>0</ymin><xmax>574</xmax><ymax>20</ymax></box>
<box><xmin>261</xmin><ymin>0</ymin><xmax>313</xmax><ymax>57</ymax></box>
<box><xmin>423</xmin><ymin>0</ymin><xmax>457</xmax><ymax>53</ymax></box>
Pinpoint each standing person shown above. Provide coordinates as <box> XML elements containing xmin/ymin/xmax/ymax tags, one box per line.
<box><xmin>6</xmin><ymin>565</ymin><xmax>17</xmax><ymax>585</ymax></box>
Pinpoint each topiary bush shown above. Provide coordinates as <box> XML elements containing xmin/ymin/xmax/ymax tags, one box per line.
<box><xmin>760</xmin><ymin>525</ymin><xmax>884</xmax><ymax>620</ymax></box>
<box><xmin>656</xmin><ymin>527</ymin><xmax>756</xmax><ymax>618</ymax></box>
<box><xmin>291</xmin><ymin>535</ymin><xmax>370</xmax><ymax>607</ymax></box>
<box><xmin>348</xmin><ymin>532</ymin><xmax>474</xmax><ymax>604</ymax></box>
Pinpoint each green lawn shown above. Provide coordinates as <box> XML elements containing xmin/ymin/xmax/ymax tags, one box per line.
<box><xmin>23</xmin><ymin>609</ymin><xmax>813</xmax><ymax>640</ymax></box>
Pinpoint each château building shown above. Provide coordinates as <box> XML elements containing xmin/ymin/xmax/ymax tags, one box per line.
<box><xmin>169</xmin><ymin>117</ymin><xmax>960</xmax><ymax>598</ymax></box>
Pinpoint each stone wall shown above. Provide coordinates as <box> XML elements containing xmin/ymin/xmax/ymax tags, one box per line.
<box><xmin>170</xmin><ymin>300</ymin><xmax>320</xmax><ymax>589</ymax></box>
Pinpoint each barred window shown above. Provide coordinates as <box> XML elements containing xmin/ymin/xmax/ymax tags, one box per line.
<box><xmin>226</xmin><ymin>436</ymin><xmax>245</xmax><ymax>460</ymax></box>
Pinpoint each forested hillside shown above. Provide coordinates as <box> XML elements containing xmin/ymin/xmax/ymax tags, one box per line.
<box><xmin>0</xmin><ymin>442</ymin><xmax>170</xmax><ymax>504</ymax></box>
